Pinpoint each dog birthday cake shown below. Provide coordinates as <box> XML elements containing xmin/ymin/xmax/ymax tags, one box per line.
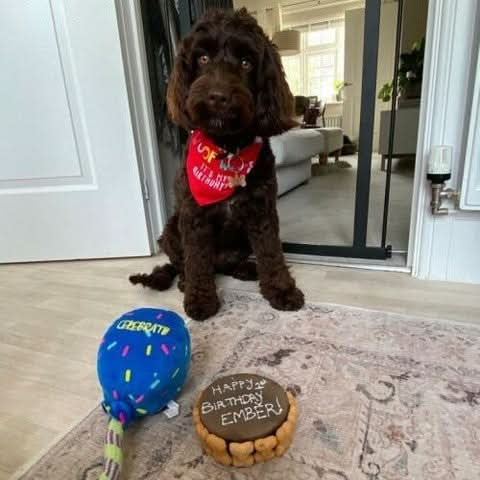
<box><xmin>193</xmin><ymin>373</ymin><xmax>298</xmax><ymax>467</ymax></box>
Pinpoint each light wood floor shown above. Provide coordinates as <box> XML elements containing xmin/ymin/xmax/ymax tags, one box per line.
<box><xmin>1</xmin><ymin>256</ymin><xmax>480</xmax><ymax>479</ymax></box>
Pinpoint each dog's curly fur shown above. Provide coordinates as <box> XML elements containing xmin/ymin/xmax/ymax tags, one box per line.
<box><xmin>130</xmin><ymin>8</ymin><xmax>304</xmax><ymax>320</ymax></box>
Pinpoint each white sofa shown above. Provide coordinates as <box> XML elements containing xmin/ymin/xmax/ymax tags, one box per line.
<box><xmin>270</xmin><ymin>127</ymin><xmax>343</xmax><ymax>196</ymax></box>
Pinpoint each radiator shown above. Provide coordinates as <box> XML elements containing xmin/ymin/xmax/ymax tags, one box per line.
<box><xmin>324</xmin><ymin>115</ymin><xmax>343</xmax><ymax>128</ymax></box>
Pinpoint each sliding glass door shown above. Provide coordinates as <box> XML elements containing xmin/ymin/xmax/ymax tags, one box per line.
<box><xmin>279</xmin><ymin>0</ymin><xmax>407</xmax><ymax>260</ymax></box>
<box><xmin>141</xmin><ymin>0</ymin><xmax>415</xmax><ymax>262</ymax></box>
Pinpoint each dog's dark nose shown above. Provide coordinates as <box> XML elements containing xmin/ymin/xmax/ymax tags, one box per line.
<box><xmin>208</xmin><ymin>90</ymin><xmax>229</xmax><ymax>109</ymax></box>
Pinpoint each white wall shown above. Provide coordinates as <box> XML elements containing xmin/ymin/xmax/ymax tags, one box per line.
<box><xmin>233</xmin><ymin>0</ymin><xmax>280</xmax><ymax>37</ymax></box>
<box><xmin>282</xmin><ymin>1</ymin><xmax>364</xmax><ymax>26</ymax></box>
<box><xmin>343</xmin><ymin>4</ymin><xmax>398</xmax><ymax>146</ymax></box>
<box><xmin>410</xmin><ymin>0</ymin><xmax>480</xmax><ymax>284</ymax></box>
<box><xmin>375</xmin><ymin>2</ymin><xmax>398</xmax><ymax>148</ymax></box>
<box><xmin>234</xmin><ymin>0</ymin><xmax>364</xmax><ymax>36</ymax></box>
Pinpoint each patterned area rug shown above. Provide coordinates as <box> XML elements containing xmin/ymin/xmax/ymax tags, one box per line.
<box><xmin>19</xmin><ymin>291</ymin><xmax>480</xmax><ymax>479</ymax></box>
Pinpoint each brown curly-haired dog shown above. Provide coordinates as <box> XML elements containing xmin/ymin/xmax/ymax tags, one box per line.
<box><xmin>130</xmin><ymin>8</ymin><xmax>304</xmax><ymax>321</ymax></box>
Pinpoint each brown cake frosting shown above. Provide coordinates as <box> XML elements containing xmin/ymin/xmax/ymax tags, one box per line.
<box><xmin>193</xmin><ymin>373</ymin><xmax>298</xmax><ymax>467</ymax></box>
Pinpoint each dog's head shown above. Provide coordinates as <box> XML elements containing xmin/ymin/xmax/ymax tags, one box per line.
<box><xmin>167</xmin><ymin>8</ymin><xmax>295</xmax><ymax>138</ymax></box>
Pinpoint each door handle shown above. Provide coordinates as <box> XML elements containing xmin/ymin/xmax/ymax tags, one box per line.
<box><xmin>344</xmin><ymin>82</ymin><xmax>353</xmax><ymax>87</ymax></box>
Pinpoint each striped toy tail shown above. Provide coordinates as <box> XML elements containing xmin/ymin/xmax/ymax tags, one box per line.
<box><xmin>99</xmin><ymin>418</ymin><xmax>124</xmax><ymax>480</ymax></box>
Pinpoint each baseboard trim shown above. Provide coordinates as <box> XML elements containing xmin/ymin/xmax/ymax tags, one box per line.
<box><xmin>284</xmin><ymin>252</ymin><xmax>410</xmax><ymax>273</ymax></box>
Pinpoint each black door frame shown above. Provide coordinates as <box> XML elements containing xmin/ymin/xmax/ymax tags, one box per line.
<box><xmin>283</xmin><ymin>0</ymin><xmax>404</xmax><ymax>261</ymax></box>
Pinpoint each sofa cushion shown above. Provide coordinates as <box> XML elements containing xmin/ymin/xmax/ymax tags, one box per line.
<box><xmin>318</xmin><ymin>127</ymin><xmax>343</xmax><ymax>153</ymax></box>
<box><xmin>270</xmin><ymin>128</ymin><xmax>325</xmax><ymax>167</ymax></box>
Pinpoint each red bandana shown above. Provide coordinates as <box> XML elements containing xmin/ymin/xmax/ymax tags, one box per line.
<box><xmin>186</xmin><ymin>130</ymin><xmax>263</xmax><ymax>206</ymax></box>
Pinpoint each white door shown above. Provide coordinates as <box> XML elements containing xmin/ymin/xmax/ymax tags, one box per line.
<box><xmin>460</xmin><ymin>44</ymin><xmax>480</xmax><ymax>210</ymax></box>
<box><xmin>0</xmin><ymin>0</ymin><xmax>151</xmax><ymax>263</ymax></box>
<box><xmin>343</xmin><ymin>7</ymin><xmax>365</xmax><ymax>142</ymax></box>
<box><xmin>410</xmin><ymin>0</ymin><xmax>480</xmax><ymax>284</ymax></box>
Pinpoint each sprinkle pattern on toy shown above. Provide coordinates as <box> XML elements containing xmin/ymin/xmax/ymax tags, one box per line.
<box><xmin>97</xmin><ymin>307</ymin><xmax>191</xmax><ymax>480</ymax></box>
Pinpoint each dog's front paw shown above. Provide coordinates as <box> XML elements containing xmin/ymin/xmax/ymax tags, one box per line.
<box><xmin>184</xmin><ymin>291</ymin><xmax>220</xmax><ymax>321</ymax></box>
<box><xmin>265</xmin><ymin>286</ymin><xmax>305</xmax><ymax>311</ymax></box>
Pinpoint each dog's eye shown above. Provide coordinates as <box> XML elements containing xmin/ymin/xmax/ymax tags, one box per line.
<box><xmin>198</xmin><ymin>55</ymin><xmax>210</xmax><ymax>66</ymax></box>
<box><xmin>241</xmin><ymin>58</ymin><xmax>253</xmax><ymax>71</ymax></box>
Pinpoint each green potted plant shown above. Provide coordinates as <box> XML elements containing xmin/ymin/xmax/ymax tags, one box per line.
<box><xmin>333</xmin><ymin>80</ymin><xmax>345</xmax><ymax>102</ymax></box>
<box><xmin>378</xmin><ymin>37</ymin><xmax>425</xmax><ymax>103</ymax></box>
<box><xmin>398</xmin><ymin>37</ymin><xmax>425</xmax><ymax>99</ymax></box>
<box><xmin>378</xmin><ymin>82</ymin><xmax>393</xmax><ymax>103</ymax></box>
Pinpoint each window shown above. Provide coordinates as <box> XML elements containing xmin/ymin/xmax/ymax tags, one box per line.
<box><xmin>307</xmin><ymin>51</ymin><xmax>336</xmax><ymax>99</ymax></box>
<box><xmin>281</xmin><ymin>55</ymin><xmax>302</xmax><ymax>95</ymax></box>
<box><xmin>307</xmin><ymin>27</ymin><xmax>335</xmax><ymax>47</ymax></box>
<box><xmin>282</xmin><ymin>19</ymin><xmax>345</xmax><ymax>102</ymax></box>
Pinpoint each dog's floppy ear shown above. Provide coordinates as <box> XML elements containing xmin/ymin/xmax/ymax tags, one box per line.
<box><xmin>167</xmin><ymin>37</ymin><xmax>193</xmax><ymax>130</ymax></box>
<box><xmin>255</xmin><ymin>36</ymin><xmax>297</xmax><ymax>137</ymax></box>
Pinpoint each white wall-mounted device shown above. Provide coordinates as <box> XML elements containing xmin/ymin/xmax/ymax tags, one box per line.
<box><xmin>427</xmin><ymin>146</ymin><xmax>459</xmax><ymax>215</ymax></box>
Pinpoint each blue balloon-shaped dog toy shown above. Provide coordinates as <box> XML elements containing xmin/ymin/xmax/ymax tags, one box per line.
<box><xmin>97</xmin><ymin>308</ymin><xmax>191</xmax><ymax>480</ymax></box>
